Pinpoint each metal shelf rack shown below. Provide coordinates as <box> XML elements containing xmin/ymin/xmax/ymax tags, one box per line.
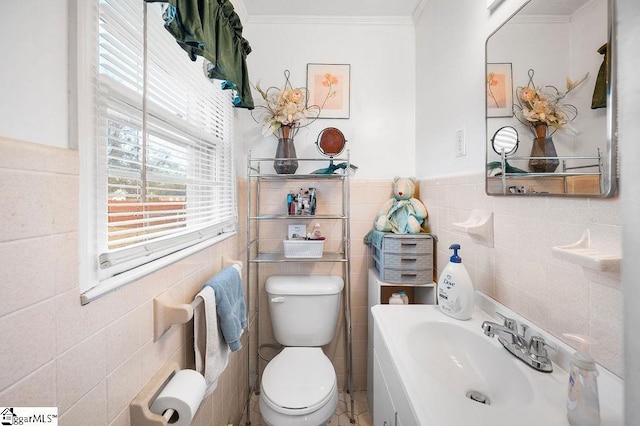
<box><xmin>245</xmin><ymin>150</ymin><xmax>355</xmax><ymax>424</ymax></box>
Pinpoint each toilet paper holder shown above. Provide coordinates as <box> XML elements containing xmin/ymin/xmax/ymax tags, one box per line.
<box><xmin>153</xmin><ymin>255</ymin><xmax>243</xmax><ymax>340</ymax></box>
<box><xmin>130</xmin><ymin>361</ymin><xmax>182</xmax><ymax>426</ymax></box>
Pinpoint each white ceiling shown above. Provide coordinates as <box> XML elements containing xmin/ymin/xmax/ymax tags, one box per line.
<box><xmin>241</xmin><ymin>0</ymin><xmax>424</xmax><ymax>17</ymax></box>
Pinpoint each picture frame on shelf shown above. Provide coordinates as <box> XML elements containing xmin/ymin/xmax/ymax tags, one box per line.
<box><xmin>306</xmin><ymin>63</ymin><xmax>350</xmax><ymax>119</ymax></box>
<box><xmin>486</xmin><ymin>63</ymin><xmax>513</xmax><ymax>118</ymax></box>
<box><xmin>288</xmin><ymin>224</ymin><xmax>307</xmax><ymax>240</ymax></box>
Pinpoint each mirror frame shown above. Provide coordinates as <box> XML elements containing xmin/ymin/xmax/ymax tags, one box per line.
<box><xmin>484</xmin><ymin>0</ymin><xmax>618</xmax><ymax>198</ymax></box>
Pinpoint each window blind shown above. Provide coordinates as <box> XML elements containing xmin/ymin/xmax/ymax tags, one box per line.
<box><xmin>96</xmin><ymin>0</ymin><xmax>236</xmax><ymax>280</ymax></box>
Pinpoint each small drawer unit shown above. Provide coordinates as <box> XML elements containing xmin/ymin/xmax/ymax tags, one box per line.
<box><xmin>371</xmin><ymin>232</ymin><xmax>434</xmax><ymax>285</ymax></box>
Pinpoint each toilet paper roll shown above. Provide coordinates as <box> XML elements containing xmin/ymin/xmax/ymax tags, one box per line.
<box><xmin>150</xmin><ymin>369</ymin><xmax>206</xmax><ymax>426</ymax></box>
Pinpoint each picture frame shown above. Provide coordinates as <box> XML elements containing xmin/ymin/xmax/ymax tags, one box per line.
<box><xmin>306</xmin><ymin>63</ymin><xmax>350</xmax><ymax>119</ymax></box>
<box><xmin>486</xmin><ymin>63</ymin><xmax>513</xmax><ymax>118</ymax></box>
<box><xmin>288</xmin><ymin>224</ymin><xmax>307</xmax><ymax>240</ymax></box>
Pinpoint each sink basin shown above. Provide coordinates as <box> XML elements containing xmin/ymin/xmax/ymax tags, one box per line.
<box><xmin>407</xmin><ymin>321</ymin><xmax>533</xmax><ymax>406</ymax></box>
<box><xmin>372</xmin><ymin>303</ymin><xmax>623</xmax><ymax>426</ymax></box>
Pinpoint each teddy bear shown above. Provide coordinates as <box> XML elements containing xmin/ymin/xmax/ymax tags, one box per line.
<box><xmin>374</xmin><ymin>177</ymin><xmax>428</xmax><ymax>234</ymax></box>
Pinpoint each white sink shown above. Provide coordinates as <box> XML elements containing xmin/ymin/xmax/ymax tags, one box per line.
<box><xmin>407</xmin><ymin>321</ymin><xmax>533</xmax><ymax>406</ymax></box>
<box><xmin>372</xmin><ymin>301</ymin><xmax>623</xmax><ymax>426</ymax></box>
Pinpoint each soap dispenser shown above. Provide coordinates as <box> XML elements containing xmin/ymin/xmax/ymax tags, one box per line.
<box><xmin>437</xmin><ymin>244</ymin><xmax>475</xmax><ymax>320</ymax></box>
<box><xmin>564</xmin><ymin>333</ymin><xmax>600</xmax><ymax>426</ymax></box>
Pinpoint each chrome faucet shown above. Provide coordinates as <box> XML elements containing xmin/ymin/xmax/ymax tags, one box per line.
<box><xmin>481</xmin><ymin>313</ymin><xmax>553</xmax><ymax>373</ymax></box>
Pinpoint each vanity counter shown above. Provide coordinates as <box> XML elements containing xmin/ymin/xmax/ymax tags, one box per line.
<box><xmin>371</xmin><ymin>294</ymin><xmax>623</xmax><ymax>425</ymax></box>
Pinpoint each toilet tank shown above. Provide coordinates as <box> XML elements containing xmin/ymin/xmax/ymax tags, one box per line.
<box><xmin>266</xmin><ymin>275</ymin><xmax>344</xmax><ymax>346</ymax></box>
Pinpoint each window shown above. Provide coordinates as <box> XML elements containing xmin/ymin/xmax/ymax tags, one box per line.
<box><xmin>77</xmin><ymin>0</ymin><xmax>237</xmax><ymax>302</ymax></box>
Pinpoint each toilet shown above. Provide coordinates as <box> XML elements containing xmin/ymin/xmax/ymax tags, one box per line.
<box><xmin>259</xmin><ymin>275</ymin><xmax>344</xmax><ymax>426</ymax></box>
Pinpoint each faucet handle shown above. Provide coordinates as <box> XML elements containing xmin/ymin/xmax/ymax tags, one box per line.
<box><xmin>527</xmin><ymin>335</ymin><xmax>555</xmax><ymax>372</ymax></box>
<box><xmin>496</xmin><ymin>312</ymin><xmax>518</xmax><ymax>331</ymax></box>
<box><xmin>519</xmin><ymin>323</ymin><xmax>529</xmax><ymax>339</ymax></box>
<box><xmin>529</xmin><ymin>336</ymin><xmax>548</xmax><ymax>357</ymax></box>
<box><xmin>529</xmin><ymin>335</ymin><xmax>558</xmax><ymax>358</ymax></box>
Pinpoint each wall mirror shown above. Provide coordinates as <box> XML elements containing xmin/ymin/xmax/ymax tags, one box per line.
<box><xmin>485</xmin><ymin>0</ymin><xmax>617</xmax><ymax>197</ymax></box>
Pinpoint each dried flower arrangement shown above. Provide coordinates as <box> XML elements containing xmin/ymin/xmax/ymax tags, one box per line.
<box><xmin>514</xmin><ymin>69</ymin><xmax>588</xmax><ymax>137</ymax></box>
<box><xmin>251</xmin><ymin>70</ymin><xmax>336</xmax><ymax>139</ymax></box>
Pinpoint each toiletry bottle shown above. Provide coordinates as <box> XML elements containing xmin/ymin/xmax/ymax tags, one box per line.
<box><xmin>287</xmin><ymin>193</ymin><xmax>294</xmax><ymax>216</ymax></box>
<box><xmin>564</xmin><ymin>333</ymin><xmax>600</xmax><ymax>426</ymax></box>
<box><xmin>437</xmin><ymin>244</ymin><xmax>475</xmax><ymax>320</ymax></box>
<box><xmin>397</xmin><ymin>290</ymin><xmax>409</xmax><ymax>305</ymax></box>
<box><xmin>309</xmin><ymin>187</ymin><xmax>317</xmax><ymax>215</ymax></box>
<box><xmin>388</xmin><ymin>293</ymin><xmax>403</xmax><ymax>305</ymax></box>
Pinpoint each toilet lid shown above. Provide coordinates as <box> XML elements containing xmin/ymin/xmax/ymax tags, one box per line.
<box><xmin>262</xmin><ymin>347</ymin><xmax>336</xmax><ymax>415</ymax></box>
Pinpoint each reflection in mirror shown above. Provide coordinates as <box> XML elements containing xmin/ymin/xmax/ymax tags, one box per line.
<box><xmin>491</xmin><ymin>126</ymin><xmax>519</xmax><ymax>156</ymax></box>
<box><xmin>487</xmin><ymin>126</ymin><xmax>528</xmax><ymax>183</ymax></box>
<box><xmin>485</xmin><ymin>0</ymin><xmax>617</xmax><ymax>197</ymax></box>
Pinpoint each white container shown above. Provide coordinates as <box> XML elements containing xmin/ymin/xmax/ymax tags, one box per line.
<box><xmin>388</xmin><ymin>293</ymin><xmax>404</xmax><ymax>305</ymax></box>
<box><xmin>437</xmin><ymin>244</ymin><xmax>475</xmax><ymax>320</ymax></box>
<box><xmin>565</xmin><ymin>334</ymin><xmax>600</xmax><ymax>426</ymax></box>
<box><xmin>397</xmin><ymin>290</ymin><xmax>409</xmax><ymax>305</ymax></box>
<box><xmin>283</xmin><ymin>239</ymin><xmax>324</xmax><ymax>258</ymax></box>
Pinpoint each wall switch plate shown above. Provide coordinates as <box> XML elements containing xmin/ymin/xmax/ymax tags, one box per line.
<box><xmin>455</xmin><ymin>128</ymin><xmax>466</xmax><ymax>157</ymax></box>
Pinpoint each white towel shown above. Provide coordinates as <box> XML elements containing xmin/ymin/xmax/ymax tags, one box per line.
<box><xmin>194</xmin><ymin>286</ymin><xmax>229</xmax><ymax>397</ymax></box>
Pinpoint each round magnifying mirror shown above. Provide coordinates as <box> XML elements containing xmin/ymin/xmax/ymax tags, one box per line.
<box><xmin>316</xmin><ymin>127</ymin><xmax>346</xmax><ymax>157</ymax></box>
<box><xmin>491</xmin><ymin>126</ymin><xmax>519</xmax><ymax>156</ymax></box>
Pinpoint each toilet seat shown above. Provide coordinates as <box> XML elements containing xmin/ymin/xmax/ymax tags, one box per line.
<box><xmin>261</xmin><ymin>347</ymin><xmax>336</xmax><ymax>416</ymax></box>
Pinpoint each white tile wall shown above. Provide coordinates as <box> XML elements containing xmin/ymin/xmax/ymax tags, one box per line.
<box><xmin>421</xmin><ymin>173</ymin><xmax>622</xmax><ymax>376</ymax></box>
<box><xmin>0</xmin><ymin>137</ymin><xmax>249</xmax><ymax>425</ymax></box>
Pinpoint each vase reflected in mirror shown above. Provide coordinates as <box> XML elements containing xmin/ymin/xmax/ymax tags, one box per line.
<box><xmin>274</xmin><ymin>138</ymin><xmax>298</xmax><ymax>174</ymax></box>
<box><xmin>529</xmin><ymin>137</ymin><xmax>560</xmax><ymax>173</ymax></box>
<box><xmin>528</xmin><ymin>123</ymin><xmax>559</xmax><ymax>173</ymax></box>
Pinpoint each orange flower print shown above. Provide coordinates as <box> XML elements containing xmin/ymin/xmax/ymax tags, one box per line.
<box><xmin>322</xmin><ymin>73</ymin><xmax>338</xmax><ymax>87</ymax></box>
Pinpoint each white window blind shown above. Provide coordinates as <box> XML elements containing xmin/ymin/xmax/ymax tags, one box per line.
<box><xmin>93</xmin><ymin>0</ymin><xmax>236</xmax><ymax>284</ymax></box>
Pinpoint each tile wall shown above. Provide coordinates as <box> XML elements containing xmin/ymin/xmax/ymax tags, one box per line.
<box><xmin>0</xmin><ymin>137</ymin><xmax>249</xmax><ymax>425</ymax></box>
<box><xmin>3</xmin><ymin>136</ymin><xmax>617</xmax><ymax>425</ymax></box>
<box><xmin>420</xmin><ymin>173</ymin><xmax>622</xmax><ymax>376</ymax></box>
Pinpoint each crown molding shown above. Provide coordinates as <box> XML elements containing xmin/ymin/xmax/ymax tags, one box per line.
<box><xmin>412</xmin><ymin>0</ymin><xmax>428</xmax><ymax>23</ymax></box>
<box><xmin>245</xmin><ymin>14</ymin><xmax>414</xmax><ymax>26</ymax></box>
<box><xmin>510</xmin><ymin>0</ymin><xmax>602</xmax><ymax>25</ymax></box>
<box><xmin>510</xmin><ymin>14</ymin><xmax>571</xmax><ymax>24</ymax></box>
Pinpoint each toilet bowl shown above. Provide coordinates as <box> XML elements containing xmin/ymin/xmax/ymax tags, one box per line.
<box><xmin>259</xmin><ymin>347</ymin><xmax>338</xmax><ymax>426</ymax></box>
<box><xmin>259</xmin><ymin>275</ymin><xmax>344</xmax><ymax>426</ymax></box>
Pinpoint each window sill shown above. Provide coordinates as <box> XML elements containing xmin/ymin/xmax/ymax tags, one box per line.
<box><xmin>80</xmin><ymin>230</ymin><xmax>236</xmax><ymax>305</ymax></box>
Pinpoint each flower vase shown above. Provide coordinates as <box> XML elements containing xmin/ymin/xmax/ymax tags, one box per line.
<box><xmin>274</xmin><ymin>138</ymin><xmax>298</xmax><ymax>174</ymax></box>
<box><xmin>528</xmin><ymin>123</ymin><xmax>559</xmax><ymax>173</ymax></box>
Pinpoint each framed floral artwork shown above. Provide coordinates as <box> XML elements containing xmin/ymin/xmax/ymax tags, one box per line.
<box><xmin>306</xmin><ymin>63</ymin><xmax>350</xmax><ymax>119</ymax></box>
<box><xmin>486</xmin><ymin>63</ymin><xmax>513</xmax><ymax>118</ymax></box>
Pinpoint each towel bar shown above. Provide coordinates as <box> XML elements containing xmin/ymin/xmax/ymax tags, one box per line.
<box><xmin>153</xmin><ymin>256</ymin><xmax>243</xmax><ymax>340</ymax></box>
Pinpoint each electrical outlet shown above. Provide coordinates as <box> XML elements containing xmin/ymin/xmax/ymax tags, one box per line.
<box><xmin>455</xmin><ymin>128</ymin><xmax>466</xmax><ymax>157</ymax></box>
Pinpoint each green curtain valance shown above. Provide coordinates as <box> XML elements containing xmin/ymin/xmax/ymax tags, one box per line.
<box><xmin>145</xmin><ymin>0</ymin><xmax>254</xmax><ymax>109</ymax></box>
